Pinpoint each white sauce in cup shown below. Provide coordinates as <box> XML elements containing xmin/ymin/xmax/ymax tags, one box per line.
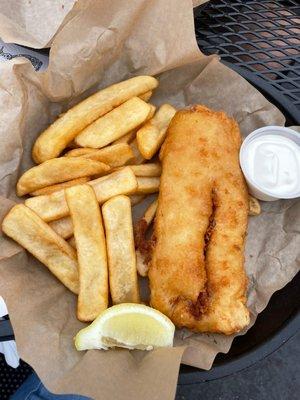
<box><xmin>240</xmin><ymin>126</ymin><xmax>300</xmax><ymax>201</ymax></box>
<box><xmin>242</xmin><ymin>135</ymin><xmax>300</xmax><ymax>198</ymax></box>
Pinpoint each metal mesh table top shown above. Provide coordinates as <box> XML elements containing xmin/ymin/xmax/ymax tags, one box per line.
<box><xmin>194</xmin><ymin>0</ymin><xmax>300</xmax><ymax>112</ymax></box>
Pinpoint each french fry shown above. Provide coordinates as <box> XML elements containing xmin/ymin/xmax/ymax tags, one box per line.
<box><xmin>113</xmin><ymin>129</ymin><xmax>136</xmax><ymax>145</ymax></box>
<box><xmin>66</xmin><ymin>185</ymin><xmax>108</xmax><ymax>321</ymax></box>
<box><xmin>129</xmin><ymin>139</ymin><xmax>146</xmax><ymax>165</ymax></box>
<box><xmin>25</xmin><ymin>167</ymin><xmax>138</xmax><ymax>222</ymax></box>
<box><xmin>136</xmin><ymin>177</ymin><xmax>160</xmax><ymax>194</ymax></box>
<box><xmin>130</xmin><ymin>194</ymin><xmax>146</xmax><ymax>206</ymax></box>
<box><xmin>52</xmin><ymin>194</ymin><xmax>147</xmax><ymax>240</ymax></box>
<box><xmin>64</xmin><ymin>148</ymin><xmax>95</xmax><ymax>157</ymax></box>
<box><xmin>51</xmin><ymin>193</ymin><xmax>147</xmax><ymax>240</ymax></box>
<box><xmin>17</xmin><ymin>158</ymin><xmax>110</xmax><ymax>196</ymax></box>
<box><xmin>136</xmin><ymin>251</ymin><xmax>149</xmax><ymax>277</ymax></box>
<box><xmin>112</xmin><ymin>105</ymin><xmax>156</xmax><ymax>146</ymax></box>
<box><xmin>147</xmin><ymin>104</ymin><xmax>156</xmax><ymax>120</ymax></box>
<box><xmin>249</xmin><ymin>195</ymin><xmax>261</xmax><ymax>216</ymax></box>
<box><xmin>139</xmin><ymin>91</ymin><xmax>152</xmax><ymax>102</ymax></box>
<box><xmin>66</xmin><ymin>143</ymin><xmax>134</xmax><ymax>168</ymax></box>
<box><xmin>68</xmin><ymin>236</ymin><xmax>76</xmax><ymax>249</ymax></box>
<box><xmin>129</xmin><ymin>163</ymin><xmax>161</xmax><ymax>177</ymax></box>
<box><xmin>30</xmin><ymin>177</ymin><xmax>90</xmax><ymax>196</ymax></box>
<box><xmin>50</xmin><ymin>216</ymin><xmax>74</xmax><ymax>239</ymax></box>
<box><xmin>134</xmin><ymin>199</ymin><xmax>158</xmax><ymax>277</ymax></box>
<box><xmin>136</xmin><ymin>104</ymin><xmax>176</xmax><ymax>159</ymax></box>
<box><xmin>75</xmin><ymin>97</ymin><xmax>151</xmax><ymax>148</ymax></box>
<box><xmin>66</xmin><ymin>140</ymin><xmax>80</xmax><ymax>149</ymax></box>
<box><xmin>142</xmin><ymin>199</ymin><xmax>158</xmax><ymax>224</ymax></box>
<box><xmin>2</xmin><ymin>204</ymin><xmax>79</xmax><ymax>293</ymax></box>
<box><xmin>32</xmin><ymin>76</ymin><xmax>158</xmax><ymax>163</ymax></box>
<box><xmin>51</xmin><ymin>194</ymin><xmax>146</xmax><ymax>240</ymax></box>
<box><xmin>102</xmin><ymin>195</ymin><xmax>140</xmax><ymax>304</ymax></box>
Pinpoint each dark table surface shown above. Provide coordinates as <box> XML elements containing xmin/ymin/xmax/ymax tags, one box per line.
<box><xmin>176</xmin><ymin>332</ymin><xmax>300</xmax><ymax>400</ymax></box>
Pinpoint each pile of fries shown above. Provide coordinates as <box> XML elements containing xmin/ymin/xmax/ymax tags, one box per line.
<box><xmin>2</xmin><ymin>75</ymin><xmax>176</xmax><ymax>322</ymax></box>
<box><xmin>2</xmin><ymin>75</ymin><xmax>261</xmax><ymax>323</ymax></box>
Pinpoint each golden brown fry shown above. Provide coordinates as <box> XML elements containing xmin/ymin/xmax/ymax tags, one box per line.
<box><xmin>64</xmin><ymin>148</ymin><xmax>95</xmax><ymax>157</ymax></box>
<box><xmin>68</xmin><ymin>236</ymin><xmax>76</xmax><ymax>249</ymax></box>
<box><xmin>134</xmin><ymin>200</ymin><xmax>158</xmax><ymax>277</ymax></box>
<box><xmin>143</xmin><ymin>199</ymin><xmax>158</xmax><ymax>224</ymax></box>
<box><xmin>112</xmin><ymin>105</ymin><xmax>155</xmax><ymax>146</ymax></box>
<box><xmin>130</xmin><ymin>194</ymin><xmax>146</xmax><ymax>206</ymax></box>
<box><xmin>136</xmin><ymin>251</ymin><xmax>149</xmax><ymax>278</ymax></box>
<box><xmin>139</xmin><ymin>91</ymin><xmax>152</xmax><ymax>101</ymax></box>
<box><xmin>102</xmin><ymin>195</ymin><xmax>140</xmax><ymax>304</ymax></box>
<box><xmin>129</xmin><ymin>163</ymin><xmax>161</xmax><ymax>177</ymax></box>
<box><xmin>136</xmin><ymin>177</ymin><xmax>160</xmax><ymax>194</ymax></box>
<box><xmin>147</xmin><ymin>104</ymin><xmax>156</xmax><ymax>120</ymax></box>
<box><xmin>66</xmin><ymin>185</ymin><xmax>108</xmax><ymax>321</ymax></box>
<box><xmin>52</xmin><ymin>193</ymin><xmax>146</xmax><ymax>240</ymax></box>
<box><xmin>113</xmin><ymin>129</ymin><xmax>136</xmax><ymax>145</ymax></box>
<box><xmin>49</xmin><ymin>216</ymin><xmax>74</xmax><ymax>239</ymax></box>
<box><xmin>249</xmin><ymin>195</ymin><xmax>261</xmax><ymax>216</ymax></box>
<box><xmin>66</xmin><ymin>143</ymin><xmax>134</xmax><ymax>168</ymax></box>
<box><xmin>75</xmin><ymin>97</ymin><xmax>151</xmax><ymax>148</ymax></box>
<box><xmin>17</xmin><ymin>158</ymin><xmax>110</xmax><ymax>196</ymax></box>
<box><xmin>129</xmin><ymin>139</ymin><xmax>146</xmax><ymax>165</ymax></box>
<box><xmin>2</xmin><ymin>204</ymin><xmax>79</xmax><ymax>294</ymax></box>
<box><xmin>51</xmin><ymin>192</ymin><xmax>146</xmax><ymax>240</ymax></box>
<box><xmin>136</xmin><ymin>104</ymin><xmax>176</xmax><ymax>159</ymax></box>
<box><xmin>66</xmin><ymin>140</ymin><xmax>80</xmax><ymax>149</ymax></box>
<box><xmin>32</xmin><ymin>76</ymin><xmax>158</xmax><ymax>163</ymax></box>
<box><xmin>30</xmin><ymin>177</ymin><xmax>90</xmax><ymax>196</ymax></box>
<box><xmin>25</xmin><ymin>167</ymin><xmax>138</xmax><ymax>222</ymax></box>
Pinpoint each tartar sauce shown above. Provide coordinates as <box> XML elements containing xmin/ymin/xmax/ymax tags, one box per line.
<box><xmin>242</xmin><ymin>134</ymin><xmax>300</xmax><ymax>198</ymax></box>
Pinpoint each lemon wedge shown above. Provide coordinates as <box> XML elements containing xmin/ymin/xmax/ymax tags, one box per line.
<box><xmin>75</xmin><ymin>303</ymin><xmax>175</xmax><ymax>351</ymax></box>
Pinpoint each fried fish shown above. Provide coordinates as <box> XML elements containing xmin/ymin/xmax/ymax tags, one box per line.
<box><xmin>149</xmin><ymin>105</ymin><xmax>250</xmax><ymax>335</ymax></box>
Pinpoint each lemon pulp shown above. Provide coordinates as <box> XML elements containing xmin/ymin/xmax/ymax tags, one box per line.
<box><xmin>75</xmin><ymin>303</ymin><xmax>175</xmax><ymax>351</ymax></box>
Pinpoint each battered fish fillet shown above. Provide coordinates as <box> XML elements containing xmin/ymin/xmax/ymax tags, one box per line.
<box><xmin>149</xmin><ymin>105</ymin><xmax>250</xmax><ymax>335</ymax></box>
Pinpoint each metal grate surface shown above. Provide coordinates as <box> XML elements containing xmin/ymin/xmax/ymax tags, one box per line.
<box><xmin>194</xmin><ymin>0</ymin><xmax>300</xmax><ymax>111</ymax></box>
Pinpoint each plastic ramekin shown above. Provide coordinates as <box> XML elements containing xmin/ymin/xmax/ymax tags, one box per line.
<box><xmin>239</xmin><ymin>126</ymin><xmax>300</xmax><ymax>201</ymax></box>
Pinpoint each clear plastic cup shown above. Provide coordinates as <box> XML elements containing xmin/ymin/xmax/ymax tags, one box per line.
<box><xmin>239</xmin><ymin>126</ymin><xmax>300</xmax><ymax>201</ymax></box>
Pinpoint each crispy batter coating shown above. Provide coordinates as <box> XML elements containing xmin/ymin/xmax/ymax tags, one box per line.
<box><xmin>149</xmin><ymin>105</ymin><xmax>250</xmax><ymax>335</ymax></box>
